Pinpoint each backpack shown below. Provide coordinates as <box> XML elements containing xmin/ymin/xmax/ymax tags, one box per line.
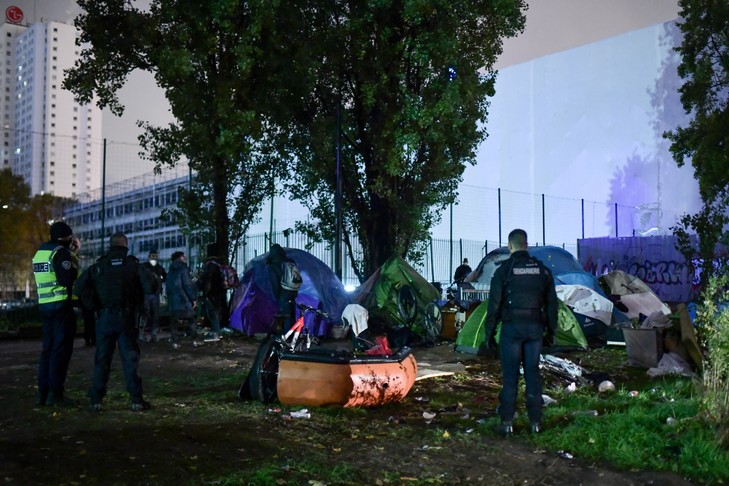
<box><xmin>220</xmin><ymin>264</ymin><xmax>239</xmax><ymax>290</ymax></box>
<box><xmin>281</xmin><ymin>261</ymin><xmax>302</xmax><ymax>291</ymax></box>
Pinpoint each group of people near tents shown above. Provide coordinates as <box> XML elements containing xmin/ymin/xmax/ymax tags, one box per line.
<box><xmin>229</xmin><ymin>239</ymin><xmax>682</xmax><ymax>354</ymax></box>
<box><xmin>230</xmin><ymin>232</ymin><xmax>703</xmax><ymax>420</ymax></box>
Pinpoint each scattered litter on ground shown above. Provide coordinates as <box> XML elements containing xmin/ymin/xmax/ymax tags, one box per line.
<box><xmin>542</xmin><ymin>394</ymin><xmax>558</xmax><ymax>406</ymax></box>
<box><xmin>541</xmin><ymin>354</ymin><xmax>584</xmax><ymax>379</ymax></box>
<box><xmin>647</xmin><ymin>352</ymin><xmax>697</xmax><ymax>378</ymax></box>
<box><xmin>418</xmin><ymin>445</ymin><xmax>443</xmax><ymax>451</ymax></box>
<box><xmin>571</xmin><ymin>410</ymin><xmax>598</xmax><ymax>416</ymax></box>
<box><xmin>598</xmin><ymin>380</ymin><xmax>616</xmax><ymax>392</ymax></box>
<box><xmin>290</xmin><ymin>409</ymin><xmax>310</xmax><ymax>419</ymax></box>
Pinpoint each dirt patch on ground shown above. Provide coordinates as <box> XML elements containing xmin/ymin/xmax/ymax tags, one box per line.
<box><xmin>0</xmin><ymin>331</ymin><xmax>693</xmax><ymax>485</ymax></box>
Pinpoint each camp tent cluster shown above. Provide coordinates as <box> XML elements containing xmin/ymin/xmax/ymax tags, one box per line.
<box><xmin>455</xmin><ymin>246</ymin><xmax>683</xmax><ymax>357</ymax></box>
<box><xmin>233</xmin><ymin>245</ymin><xmax>700</xmax><ymax>408</ymax></box>
<box><xmin>229</xmin><ymin>245</ymin><xmax>692</xmax><ymax>367</ymax></box>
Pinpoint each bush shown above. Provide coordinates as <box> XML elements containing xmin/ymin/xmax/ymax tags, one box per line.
<box><xmin>0</xmin><ymin>304</ymin><xmax>40</xmax><ymax>333</ymax></box>
<box><xmin>696</xmin><ymin>272</ymin><xmax>729</xmax><ymax>447</ymax></box>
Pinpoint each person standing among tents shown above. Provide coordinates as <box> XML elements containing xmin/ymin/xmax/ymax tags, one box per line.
<box><xmin>266</xmin><ymin>244</ymin><xmax>301</xmax><ymax>333</ymax></box>
<box><xmin>197</xmin><ymin>243</ymin><xmax>228</xmax><ymax>341</ymax></box>
<box><xmin>453</xmin><ymin>258</ymin><xmax>472</xmax><ymax>284</ymax></box>
<box><xmin>166</xmin><ymin>251</ymin><xmax>197</xmax><ymax>344</ymax></box>
<box><xmin>484</xmin><ymin>229</ymin><xmax>558</xmax><ymax>436</ymax></box>
<box><xmin>138</xmin><ymin>250</ymin><xmax>167</xmax><ymax>343</ymax></box>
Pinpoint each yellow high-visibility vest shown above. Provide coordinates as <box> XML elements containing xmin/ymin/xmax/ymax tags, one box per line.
<box><xmin>32</xmin><ymin>246</ymin><xmax>68</xmax><ymax>305</ymax></box>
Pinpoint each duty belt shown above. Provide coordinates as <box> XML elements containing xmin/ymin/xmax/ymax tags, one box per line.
<box><xmin>100</xmin><ymin>307</ymin><xmax>135</xmax><ymax>314</ymax></box>
<box><xmin>505</xmin><ymin>308</ymin><xmax>543</xmax><ymax>321</ymax></box>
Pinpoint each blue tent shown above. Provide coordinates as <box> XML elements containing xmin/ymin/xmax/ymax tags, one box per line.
<box><xmin>471</xmin><ymin>245</ymin><xmax>612</xmax><ymax>341</ymax></box>
<box><xmin>473</xmin><ymin>245</ymin><xmax>604</xmax><ymax>294</ymax></box>
<box><xmin>229</xmin><ymin>248</ymin><xmax>349</xmax><ymax>336</ymax></box>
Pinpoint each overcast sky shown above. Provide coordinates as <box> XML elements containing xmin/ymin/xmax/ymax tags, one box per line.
<box><xmin>5</xmin><ymin>0</ymin><xmax>682</xmax><ymax>125</ymax></box>
<box><xmin>3</xmin><ymin>0</ymin><xmax>681</xmax><ymax>178</ymax></box>
<box><xmin>10</xmin><ymin>0</ymin><xmax>681</xmax><ymax>65</ymax></box>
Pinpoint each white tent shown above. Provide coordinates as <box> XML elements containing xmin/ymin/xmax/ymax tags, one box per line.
<box><xmin>556</xmin><ymin>284</ymin><xmax>614</xmax><ymax>326</ymax></box>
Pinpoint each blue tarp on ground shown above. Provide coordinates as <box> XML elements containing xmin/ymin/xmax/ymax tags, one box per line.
<box><xmin>229</xmin><ymin>248</ymin><xmax>349</xmax><ymax>336</ymax></box>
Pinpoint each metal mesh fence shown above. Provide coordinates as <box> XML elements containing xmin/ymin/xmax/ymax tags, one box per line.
<box><xmin>46</xmin><ymin>139</ymin><xmax>654</xmax><ymax>293</ymax></box>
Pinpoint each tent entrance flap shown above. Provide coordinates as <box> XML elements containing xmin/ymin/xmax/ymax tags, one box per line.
<box><xmin>454</xmin><ymin>300</ymin><xmax>588</xmax><ymax>355</ymax></box>
<box><xmin>455</xmin><ymin>301</ymin><xmax>489</xmax><ymax>354</ymax></box>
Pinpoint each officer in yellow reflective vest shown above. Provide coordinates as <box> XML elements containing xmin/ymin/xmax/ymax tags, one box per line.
<box><xmin>32</xmin><ymin>221</ymin><xmax>78</xmax><ymax>407</ymax></box>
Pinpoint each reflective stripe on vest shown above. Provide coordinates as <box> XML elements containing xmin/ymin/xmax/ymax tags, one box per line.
<box><xmin>32</xmin><ymin>246</ymin><xmax>68</xmax><ymax>305</ymax></box>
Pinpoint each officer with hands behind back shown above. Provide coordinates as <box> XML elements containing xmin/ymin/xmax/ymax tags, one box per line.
<box><xmin>32</xmin><ymin>221</ymin><xmax>79</xmax><ymax>407</ymax></box>
<box><xmin>484</xmin><ymin>229</ymin><xmax>558</xmax><ymax>436</ymax></box>
<box><xmin>86</xmin><ymin>232</ymin><xmax>153</xmax><ymax>412</ymax></box>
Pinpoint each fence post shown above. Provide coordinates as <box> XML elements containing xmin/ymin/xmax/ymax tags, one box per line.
<box><xmin>242</xmin><ymin>234</ymin><xmax>247</xmax><ymax>267</ymax></box>
<box><xmin>449</xmin><ymin>203</ymin><xmax>453</xmax><ymax>284</ymax></box>
<box><xmin>614</xmin><ymin>203</ymin><xmax>618</xmax><ymax>237</ymax></box>
<box><xmin>542</xmin><ymin>193</ymin><xmax>546</xmax><ymax>246</ymax></box>
<box><xmin>100</xmin><ymin>138</ymin><xmax>107</xmax><ymax>256</ymax></box>
<box><xmin>498</xmin><ymin>188</ymin><xmax>502</xmax><ymax>247</ymax></box>
<box><xmin>429</xmin><ymin>237</ymin><xmax>435</xmax><ymax>282</ymax></box>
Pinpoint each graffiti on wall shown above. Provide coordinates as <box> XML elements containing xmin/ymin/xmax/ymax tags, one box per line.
<box><xmin>578</xmin><ymin>235</ymin><xmax>696</xmax><ymax>302</ymax></box>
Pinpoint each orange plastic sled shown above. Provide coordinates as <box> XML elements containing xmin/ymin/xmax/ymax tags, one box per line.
<box><xmin>276</xmin><ymin>347</ymin><xmax>417</xmax><ymax>407</ymax></box>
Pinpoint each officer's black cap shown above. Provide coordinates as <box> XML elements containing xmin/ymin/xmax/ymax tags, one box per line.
<box><xmin>50</xmin><ymin>221</ymin><xmax>73</xmax><ymax>240</ymax></box>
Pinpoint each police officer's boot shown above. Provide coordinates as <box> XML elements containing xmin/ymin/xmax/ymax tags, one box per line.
<box><xmin>494</xmin><ymin>421</ymin><xmax>513</xmax><ymax>437</ymax></box>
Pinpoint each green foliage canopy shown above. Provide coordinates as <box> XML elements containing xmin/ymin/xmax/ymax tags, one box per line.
<box><xmin>666</xmin><ymin>0</ymin><xmax>729</xmax><ymax>285</ymax></box>
<box><xmin>283</xmin><ymin>0</ymin><xmax>527</xmax><ymax>279</ymax></box>
<box><xmin>64</xmin><ymin>0</ymin><xmax>305</xmax><ymax>262</ymax></box>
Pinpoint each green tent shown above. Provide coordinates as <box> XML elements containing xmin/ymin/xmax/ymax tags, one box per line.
<box><xmin>351</xmin><ymin>256</ymin><xmax>440</xmax><ymax>329</ymax></box>
<box><xmin>454</xmin><ymin>299</ymin><xmax>588</xmax><ymax>354</ymax></box>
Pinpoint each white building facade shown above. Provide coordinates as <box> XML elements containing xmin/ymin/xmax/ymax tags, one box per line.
<box><xmin>1</xmin><ymin>20</ymin><xmax>27</xmax><ymax>170</ymax></box>
<box><xmin>12</xmin><ymin>20</ymin><xmax>101</xmax><ymax>198</ymax></box>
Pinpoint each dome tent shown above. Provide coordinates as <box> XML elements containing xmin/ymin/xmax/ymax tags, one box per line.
<box><xmin>470</xmin><ymin>245</ymin><xmax>612</xmax><ymax>342</ymax></box>
<box><xmin>229</xmin><ymin>248</ymin><xmax>349</xmax><ymax>336</ymax></box>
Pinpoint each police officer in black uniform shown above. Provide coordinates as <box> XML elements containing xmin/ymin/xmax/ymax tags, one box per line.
<box><xmin>484</xmin><ymin>229</ymin><xmax>558</xmax><ymax>435</ymax></box>
<box><xmin>87</xmin><ymin>232</ymin><xmax>152</xmax><ymax>412</ymax></box>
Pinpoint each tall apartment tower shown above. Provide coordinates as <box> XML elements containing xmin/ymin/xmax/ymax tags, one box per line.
<box><xmin>12</xmin><ymin>20</ymin><xmax>102</xmax><ymax>198</ymax></box>
<box><xmin>1</xmin><ymin>20</ymin><xmax>27</xmax><ymax>170</ymax></box>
